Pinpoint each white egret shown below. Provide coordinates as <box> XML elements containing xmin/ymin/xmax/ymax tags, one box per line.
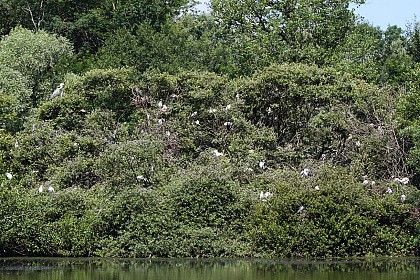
<box><xmin>38</xmin><ymin>185</ymin><xmax>44</xmax><ymax>193</ymax></box>
<box><xmin>362</xmin><ymin>179</ymin><xmax>370</xmax><ymax>185</ymax></box>
<box><xmin>259</xmin><ymin>191</ymin><xmax>273</xmax><ymax>201</ymax></box>
<box><xmin>224</xmin><ymin>121</ymin><xmax>233</xmax><ymax>130</ymax></box>
<box><xmin>213</xmin><ymin>149</ymin><xmax>223</xmax><ymax>157</ymax></box>
<box><xmin>224</xmin><ymin>104</ymin><xmax>231</xmax><ymax>110</ymax></box>
<box><xmin>6</xmin><ymin>172</ymin><xmax>12</xmax><ymax>180</ymax></box>
<box><xmin>194</xmin><ymin>120</ymin><xmax>200</xmax><ymax>125</ymax></box>
<box><xmin>300</xmin><ymin>168</ymin><xmax>310</xmax><ymax>177</ymax></box>
<box><xmin>386</xmin><ymin>187</ymin><xmax>393</xmax><ymax>194</ymax></box>
<box><xmin>400</xmin><ymin>177</ymin><xmax>409</xmax><ymax>185</ymax></box>
<box><xmin>400</xmin><ymin>194</ymin><xmax>406</xmax><ymax>203</ymax></box>
<box><xmin>297</xmin><ymin>206</ymin><xmax>304</xmax><ymax>213</ymax></box>
<box><xmin>161</xmin><ymin>105</ymin><xmax>168</xmax><ymax>112</ymax></box>
<box><xmin>208</xmin><ymin>108</ymin><xmax>217</xmax><ymax>113</ymax></box>
<box><xmin>259</xmin><ymin>161</ymin><xmax>266</xmax><ymax>170</ymax></box>
<box><xmin>47</xmin><ymin>186</ymin><xmax>55</xmax><ymax>193</ymax></box>
<box><xmin>394</xmin><ymin>177</ymin><xmax>409</xmax><ymax>185</ymax></box>
<box><xmin>190</xmin><ymin>111</ymin><xmax>198</xmax><ymax>117</ymax></box>
<box><xmin>314</xmin><ymin>185</ymin><xmax>320</xmax><ymax>190</ymax></box>
<box><xmin>50</xmin><ymin>83</ymin><xmax>64</xmax><ymax>99</ymax></box>
<box><xmin>137</xmin><ymin>175</ymin><xmax>148</xmax><ymax>182</ymax></box>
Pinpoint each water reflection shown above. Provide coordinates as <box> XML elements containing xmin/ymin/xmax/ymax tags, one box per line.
<box><xmin>1</xmin><ymin>258</ymin><xmax>419</xmax><ymax>280</ymax></box>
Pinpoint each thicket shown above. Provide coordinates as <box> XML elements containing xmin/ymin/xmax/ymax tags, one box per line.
<box><xmin>0</xmin><ymin>0</ymin><xmax>419</xmax><ymax>258</ymax></box>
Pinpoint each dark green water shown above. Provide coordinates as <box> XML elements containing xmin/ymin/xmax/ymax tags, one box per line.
<box><xmin>1</xmin><ymin>258</ymin><xmax>419</xmax><ymax>280</ymax></box>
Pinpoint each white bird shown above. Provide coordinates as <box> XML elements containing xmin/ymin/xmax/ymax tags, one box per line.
<box><xmin>165</xmin><ymin>131</ymin><xmax>171</xmax><ymax>137</ymax></box>
<box><xmin>300</xmin><ymin>168</ymin><xmax>310</xmax><ymax>177</ymax></box>
<box><xmin>158</xmin><ymin>100</ymin><xmax>163</xmax><ymax>108</ymax></box>
<box><xmin>224</xmin><ymin>104</ymin><xmax>231</xmax><ymax>110</ymax></box>
<box><xmin>314</xmin><ymin>185</ymin><xmax>320</xmax><ymax>190</ymax></box>
<box><xmin>190</xmin><ymin>111</ymin><xmax>198</xmax><ymax>117</ymax></box>
<box><xmin>213</xmin><ymin>149</ymin><xmax>223</xmax><ymax>157</ymax></box>
<box><xmin>158</xmin><ymin>119</ymin><xmax>164</xmax><ymax>125</ymax></box>
<box><xmin>208</xmin><ymin>108</ymin><xmax>217</xmax><ymax>113</ymax></box>
<box><xmin>47</xmin><ymin>186</ymin><xmax>55</xmax><ymax>193</ymax></box>
<box><xmin>386</xmin><ymin>187</ymin><xmax>393</xmax><ymax>194</ymax></box>
<box><xmin>400</xmin><ymin>194</ymin><xmax>406</xmax><ymax>203</ymax></box>
<box><xmin>6</xmin><ymin>172</ymin><xmax>12</xmax><ymax>180</ymax></box>
<box><xmin>362</xmin><ymin>179</ymin><xmax>370</xmax><ymax>185</ymax></box>
<box><xmin>161</xmin><ymin>105</ymin><xmax>168</xmax><ymax>112</ymax></box>
<box><xmin>224</xmin><ymin>122</ymin><xmax>233</xmax><ymax>130</ymax></box>
<box><xmin>137</xmin><ymin>175</ymin><xmax>148</xmax><ymax>182</ymax></box>
<box><xmin>50</xmin><ymin>82</ymin><xmax>64</xmax><ymax>99</ymax></box>
<box><xmin>297</xmin><ymin>206</ymin><xmax>304</xmax><ymax>213</ymax></box>
<box><xmin>259</xmin><ymin>191</ymin><xmax>273</xmax><ymax>201</ymax></box>
<box><xmin>38</xmin><ymin>185</ymin><xmax>44</xmax><ymax>193</ymax></box>
<box><xmin>14</xmin><ymin>140</ymin><xmax>19</xmax><ymax>148</ymax></box>
<box><xmin>194</xmin><ymin>120</ymin><xmax>200</xmax><ymax>125</ymax></box>
<box><xmin>259</xmin><ymin>161</ymin><xmax>266</xmax><ymax>170</ymax></box>
<box><xmin>394</xmin><ymin>177</ymin><xmax>409</xmax><ymax>185</ymax></box>
<box><xmin>400</xmin><ymin>177</ymin><xmax>409</xmax><ymax>185</ymax></box>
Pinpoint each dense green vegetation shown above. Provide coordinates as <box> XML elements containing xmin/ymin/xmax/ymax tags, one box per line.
<box><xmin>1</xmin><ymin>0</ymin><xmax>419</xmax><ymax>258</ymax></box>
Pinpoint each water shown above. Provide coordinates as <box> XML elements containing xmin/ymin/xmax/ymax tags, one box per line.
<box><xmin>0</xmin><ymin>258</ymin><xmax>419</xmax><ymax>280</ymax></box>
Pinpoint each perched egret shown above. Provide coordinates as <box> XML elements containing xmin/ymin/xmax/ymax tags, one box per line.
<box><xmin>38</xmin><ymin>185</ymin><xmax>44</xmax><ymax>193</ymax></box>
<box><xmin>47</xmin><ymin>186</ymin><xmax>55</xmax><ymax>193</ymax></box>
<box><xmin>245</xmin><ymin>167</ymin><xmax>254</xmax><ymax>173</ymax></box>
<box><xmin>165</xmin><ymin>131</ymin><xmax>171</xmax><ymax>137</ymax></box>
<box><xmin>50</xmin><ymin>83</ymin><xmax>64</xmax><ymax>99</ymax></box>
<box><xmin>394</xmin><ymin>177</ymin><xmax>409</xmax><ymax>185</ymax></box>
<box><xmin>161</xmin><ymin>105</ymin><xmax>168</xmax><ymax>112</ymax></box>
<box><xmin>224</xmin><ymin>104</ymin><xmax>231</xmax><ymax>110</ymax></box>
<box><xmin>400</xmin><ymin>177</ymin><xmax>409</xmax><ymax>185</ymax></box>
<box><xmin>213</xmin><ymin>149</ymin><xmax>223</xmax><ymax>157</ymax></box>
<box><xmin>6</xmin><ymin>172</ymin><xmax>12</xmax><ymax>180</ymax></box>
<box><xmin>190</xmin><ymin>111</ymin><xmax>198</xmax><ymax>117</ymax></box>
<box><xmin>400</xmin><ymin>194</ymin><xmax>406</xmax><ymax>203</ymax></box>
<box><xmin>158</xmin><ymin>100</ymin><xmax>163</xmax><ymax>108</ymax></box>
<box><xmin>158</xmin><ymin>119</ymin><xmax>164</xmax><ymax>125</ymax></box>
<box><xmin>224</xmin><ymin>122</ymin><xmax>233</xmax><ymax>130</ymax></box>
<box><xmin>194</xmin><ymin>120</ymin><xmax>200</xmax><ymax>125</ymax></box>
<box><xmin>259</xmin><ymin>191</ymin><xmax>273</xmax><ymax>201</ymax></box>
<box><xmin>297</xmin><ymin>206</ymin><xmax>304</xmax><ymax>213</ymax></box>
<box><xmin>14</xmin><ymin>140</ymin><xmax>19</xmax><ymax>148</ymax></box>
<box><xmin>259</xmin><ymin>161</ymin><xmax>266</xmax><ymax>170</ymax></box>
<box><xmin>314</xmin><ymin>185</ymin><xmax>320</xmax><ymax>190</ymax></box>
<box><xmin>362</xmin><ymin>179</ymin><xmax>370</xmax><ymax>185</ymax></box>
<box><xmin>208</xmin><ymin>108</ymin><xmax>217</xmax><ymax>113</ymax></box>
<box><xmin>137</xmin><ymin>175</ymin><xmax>148</xmax><ymax>182</ymax></box>
<box><xmin>300</xmin><ymin>168</ymin><xmax>310</xmax><ymax>177</ymax></box>
<box><xmin>386</xmin><ymin>187</ymin><xmax>393</xmax><ymax>194</ymax></box>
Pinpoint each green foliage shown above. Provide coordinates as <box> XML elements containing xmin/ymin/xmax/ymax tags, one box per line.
<box><xmin>0</xmin><ymin>0</ymin><xmax>419</xmax><ymax>259</ymax></box>
<box><xmin>0</xmin><ymin>27</ymin><xmax>73</xmax><ymax>89</ymax></box>
<box><xmin>236</xmin><ymin>63</ymin><xmax>404</xmax><ymax>178</ymax></box>
<box><xmin>0</xmin><ymin>66</ymin><xmax>32</xmax><ymax>131</ymax></box>
<box><xmin>247</xmin><ymin>165</ymin><xmax>418</xmax><ymax>258</ymax></box>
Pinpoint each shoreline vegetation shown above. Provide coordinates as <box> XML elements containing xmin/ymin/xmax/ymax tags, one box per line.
<box><xmin>1</xmin><ymin>0</ymin><xmax>419</xmax><ymax>258</ymax></box>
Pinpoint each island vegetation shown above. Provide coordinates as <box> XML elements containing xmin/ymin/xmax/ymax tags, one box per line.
<box><xmin>0</xmin><ymin>0</ymin><xmax>419</xmax><ymax>258</ymax></box>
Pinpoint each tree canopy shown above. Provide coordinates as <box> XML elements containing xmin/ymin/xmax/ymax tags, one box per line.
<box><xmin>0</xmin><ymin>0</ymin><xmax>419</xmax><ymax>258</ymax></box>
